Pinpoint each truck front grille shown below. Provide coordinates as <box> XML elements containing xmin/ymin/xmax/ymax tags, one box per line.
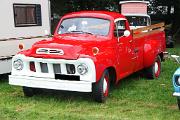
<box><xmin>40</xmin><ymin>62</ymin><xmax>48</xmax><ymax>73</ymax></box>
<box><xmin>53</xmin><ymin>64</ymin><xmax>61</xmax><ymax>74</ymax></box>
<box><xmin>29</xmin><ymin>62</ymin><xmax>76</xmax><ymax>75</ymax></box>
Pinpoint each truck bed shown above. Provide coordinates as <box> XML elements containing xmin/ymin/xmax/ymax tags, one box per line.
<box><xmin>131</xmin><ymin>23</ymin><xmax>166</xmax><ymax>71</ymax></box>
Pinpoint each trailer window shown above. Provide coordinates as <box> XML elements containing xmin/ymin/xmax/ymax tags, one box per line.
<box><xmin>126</xmin><ymin>16</ymin><xmax>149</xmax><ymax>26</ymax></box>
<box><xmin>13</xmin><ymin>4</ymin><xmax>42</xmax><ymax>27</ymax></box>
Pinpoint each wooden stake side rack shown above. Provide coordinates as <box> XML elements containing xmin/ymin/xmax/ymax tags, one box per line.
<box><xmin>132</xmin><ymin>22</ymin><xmax>165</xmax><ymax>39</ymax></box>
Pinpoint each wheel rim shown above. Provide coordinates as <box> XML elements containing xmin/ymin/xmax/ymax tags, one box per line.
<box><xmin>154</xmin><ymin>60</ymin><xmax>160</xmax><ymax>77</ymax></box>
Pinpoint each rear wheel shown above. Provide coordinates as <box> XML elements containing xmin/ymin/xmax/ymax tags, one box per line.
<box><xmin>145</xmin><ymin>55</ymin><xmax>161</xmax><ymax>79</ymax></box>
<box><xmin>23</xmin><ymin>87</ymin><xmax>34</xmax><ymax>97</ymax></box>
<box><xmin>92</xmin><ymin>70</ymin><xmax>110</xmax><ymax>103</ymax></box>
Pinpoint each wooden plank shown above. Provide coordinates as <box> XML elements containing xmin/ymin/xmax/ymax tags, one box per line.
<box><xmin>132</xmin><ymin>22</ymin><xmax>165</xmax><ymax>39</ymax></box>
<box><xmin>133</xmin><ymin>28</ymin><xmax>164</xmax><ymax>39</ymax></box>
<box><xmin>133</xmin><ymin>22</ymin><xmax>165</xmax><ymax>34</ymax></box>
<box><xmin>133</xmin><ymin>22</ymin><xmax>164</xmax><ymax>33</ymax></box>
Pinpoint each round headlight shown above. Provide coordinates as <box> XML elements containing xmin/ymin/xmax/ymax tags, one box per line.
<box><xmin>13</xmin><ymin>59</ymin><xmax>24</xmax><ymax>70</ymax></box>
<box><xmin>77</xmin><ymin>64</ymin><xmax>88</xmax><ymax>75</ymax></box>
<box><xmin>178</xmin><ymin>76</ymin><xmax>180</xmax><ymax>85</ymax></box>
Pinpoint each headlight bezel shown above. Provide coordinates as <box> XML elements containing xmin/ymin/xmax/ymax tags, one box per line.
<box><xmin>175</xmin><ymin>76</ymin><xmax>180</xmax><ymax>86</ymax></box>
<box><xmin>77</xmin><ymin>64</ymin><xmax>88</xmax><ymax>75</ymax></box>
<box><xmin>13</xmin><ymin>59</ymin><xmax>24</xmax><ymax>71</ymax></box>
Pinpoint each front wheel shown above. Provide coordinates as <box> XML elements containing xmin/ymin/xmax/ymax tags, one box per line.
<box><xmin>23</xmin><ymin>87</ymin><xmax>34</xmax><ymax>97</ymax></box>
<box><xmin>92</xmin><ymin>70</ymin><xmax>110</xmax><ymax>103</ymax></box>
<box><xmin>145</xmin><ymin>55</ymin><xmax>161</xmax><ymax>79</ymax></box>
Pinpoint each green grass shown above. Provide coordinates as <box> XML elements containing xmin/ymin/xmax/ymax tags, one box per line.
<box><xmin>0</xmin><ymin>45</ymin><xmax>180</xmax><ymax>120</ymax></box>
<box><xmin>167</xmin><ymin>44</ymin><xmax>180</xmax><ymax>55</ymax></box>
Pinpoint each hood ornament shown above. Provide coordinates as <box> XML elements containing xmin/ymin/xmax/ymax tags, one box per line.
<box><xmin>36</xmin><ymin>48</ymin><xmax>64</xmax><ymax>55</ymax></box>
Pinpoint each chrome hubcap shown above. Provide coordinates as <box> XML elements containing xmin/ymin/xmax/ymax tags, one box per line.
<box><xmin>103</xmin><ymin>78</ymin><xmax>107</xmax><ymax>94</ymax></box>
<box><xmin>154</xmin><ymin>62</ymin><xmax>159</xmax><ymax>74</ymax></box>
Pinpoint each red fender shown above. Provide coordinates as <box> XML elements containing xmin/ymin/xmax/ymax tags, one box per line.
<box><xmin>143</xmin><ymin>40</ymin><xmax>161</xmax><ymax>68</ymax></box>
<box><xmin>95</xmin><ymin>58</ymin><xmax>117</xmax><ymax>83</ymax></box>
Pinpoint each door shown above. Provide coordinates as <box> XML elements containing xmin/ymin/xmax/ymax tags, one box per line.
<box><xmin>114</xmin><ymin>19</ymin><xmax>135</xmax><ymax>79</ymax></box>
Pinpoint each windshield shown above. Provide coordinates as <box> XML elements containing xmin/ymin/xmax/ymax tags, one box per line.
<box><xmin>58</xmin><ymin>17</ymin><xmax>110</xmax><ymax>36</ymax></box>
<box><xmin>126</xmin><ymin>16</ymin><xmax>150</xmax><ymax>26</ymax></box>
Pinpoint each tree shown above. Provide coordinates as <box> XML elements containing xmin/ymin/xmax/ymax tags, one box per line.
<box><xmin>51</xmin><ymin>0</ymin><xmax>120</xmax><ymax>16</ymax></box>
<box><xmin>149</xmin><ymin>0</ymin><xmax>174</xmax><ymax>15</ymax></box>
<box><xmin>50</xmin><ymin>0</ymin><xmax>121</xmax><ymax>32</ymax></box>
<box><xmin>172</xmin><ymin>0</ymin><xmax>180</xmax><ymax>39</ymax></box>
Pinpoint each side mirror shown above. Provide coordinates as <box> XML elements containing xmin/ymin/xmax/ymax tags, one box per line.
<box><xmin>123</xmin><ymin>30</ymin><xmax>130</xmax><ymax>37</ymax></box>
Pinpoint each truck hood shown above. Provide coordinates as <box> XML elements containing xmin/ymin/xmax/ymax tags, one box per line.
<box><xmin>25</xmin><ymin>34</ymin><xmax>109</xmax><ymax>60</ymax></box>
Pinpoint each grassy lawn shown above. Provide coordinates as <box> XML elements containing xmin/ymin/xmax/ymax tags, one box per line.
<box><xmin>0</xmin><ymin>45</ymin><xmax>180</xmax><ymax>120</ymax></box>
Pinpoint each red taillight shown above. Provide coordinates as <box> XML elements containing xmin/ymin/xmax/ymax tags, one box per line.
<box><xmin>30</xmin><ymin>62</ymin><xmax>36</xmax><ymax>72</ymax></box>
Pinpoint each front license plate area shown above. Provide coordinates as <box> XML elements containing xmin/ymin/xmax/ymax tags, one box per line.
<box><xmin>55</xmin><ymin>74</ymin><xmax>80</xmax><ymax>81</ymax></box>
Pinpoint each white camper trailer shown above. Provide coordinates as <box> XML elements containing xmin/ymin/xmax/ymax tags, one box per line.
<box><xmin>0</xmin><ymin>0</ymin><xmax>51</xmax><ymax>74</ymax></box>
<box><xmin>119</xmin><ymin>1</ymin><xmax>151</xmax><ymax>30</ymax></box>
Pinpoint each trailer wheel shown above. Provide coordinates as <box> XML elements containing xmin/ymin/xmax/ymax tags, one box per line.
<box><xmin>23</xmin><ymin>87</ymin><xmax>34</xmax><ymax>97</ymax></box>
<box><xmin>92</xmin><ymin>70</ymin><xmax>109</xmax><ymax>103</ymax></box>
<box><xmin>145</xmin><ymin>55</ymin><xmax>161</xmax><ymax>79</ymax></box>
<box><xmin>177</xmin><ymin>98</ymin><xmax>180</xmax><ymax>110</ymax></box>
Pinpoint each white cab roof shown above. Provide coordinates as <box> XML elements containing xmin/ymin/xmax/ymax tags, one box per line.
<box><xmin>123</xmin><ymin>14</ymin><xmax>150</xmax><ymax>18</ymax></box>
<box><xmin>119</xmin><ymin>1</ymin><xmax>149</xmax><ymax>4</ymax></box>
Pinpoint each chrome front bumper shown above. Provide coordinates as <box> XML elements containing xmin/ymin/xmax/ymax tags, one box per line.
<box><xmin>173</xmin><ymin>92</ymin><xmax>180</xmax><ymax>97</ymax></box>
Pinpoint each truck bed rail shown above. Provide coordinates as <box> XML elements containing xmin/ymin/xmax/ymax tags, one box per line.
<box><xmin>132</xmin><ymin>22</ymin><xmax>165</xmax><ymax>39</ymax></box>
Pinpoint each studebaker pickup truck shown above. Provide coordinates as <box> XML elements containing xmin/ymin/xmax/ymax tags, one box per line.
<box><xmin>9</xmin><ymin>11</ymin><xmax>166</xmax><ymax>102</ymax></box>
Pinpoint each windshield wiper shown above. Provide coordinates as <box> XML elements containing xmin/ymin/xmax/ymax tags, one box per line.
<box><xmin>69</xmin><ymin>30</ymin><xmax>93</xmax><ymax>35</ymax></box>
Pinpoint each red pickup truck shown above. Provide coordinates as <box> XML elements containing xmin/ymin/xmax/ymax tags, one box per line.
<box><xmin>9</xmin><ymin>11</ymin><xmax>166</xmax><ymax>102</ymax></box>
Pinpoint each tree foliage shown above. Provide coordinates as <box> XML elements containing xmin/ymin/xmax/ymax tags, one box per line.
<box><xmin>149</xmin><ymin>0</ymin><xmax>174</xmax><ymax>15</ymax></box>
<box><xmin>51</xmin><ymin>0</ymin><xmax>120</xmax><ymax>16</ymax></box>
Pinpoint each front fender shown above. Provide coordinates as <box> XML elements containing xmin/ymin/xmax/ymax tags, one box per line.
<box><xmin>94</xmin><ymin>54</ymin><xmax>117</xmax><ymax>83</ymax></box>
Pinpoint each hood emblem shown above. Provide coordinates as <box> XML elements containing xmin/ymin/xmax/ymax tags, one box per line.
<box><xmin>36</xmin><ymin>48</ymin><xmax>64</xmax><ymax>55</ymax></box>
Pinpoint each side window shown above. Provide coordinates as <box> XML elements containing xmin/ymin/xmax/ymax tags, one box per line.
<box><xmin>115</xmin><ymin>20</ymin><xmax>126</xmax><ymax>37</ymax></box>
<box><xmin>13</xmin><ymin>4</ymin><xmax>42</xmax><ymax>27</ymax></box>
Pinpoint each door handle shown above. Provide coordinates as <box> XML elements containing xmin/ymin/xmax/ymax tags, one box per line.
<box><xmin>118</xmin><ymin>42</ymin><xmax>123</xmax><ymax>45</ymax></box>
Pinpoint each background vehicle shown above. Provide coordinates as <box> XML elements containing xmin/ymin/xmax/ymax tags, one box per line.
<box><xmin>9</xmin><ymin>11</ymin><xmax>166</xmax><ymax>102</ymax></box>
<box><xmin>125</xmin><ymin>14</ymin><xmax>151</xmax><ymax>29</ymax></box>
<box><xmin>119</xmin><ymin>1</ymin><xmax>151</xmax><ymax>29</ymax></box>
<box><xmin>172</xmin><ymin>56</ymin><xmax>180</xmax><ymax>109</ymax></box>
<box><xmin>0</xmin><ymin>0</ymin><xmax>51</xmax><ymax>74</ymax></box>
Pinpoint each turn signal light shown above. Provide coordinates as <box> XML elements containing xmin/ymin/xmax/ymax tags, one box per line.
<box><xmin>92</xmin><ymin>47</ymin><xmax>99</xmax><ymax>55</ymax></box>
<box><xmin>19</xmin><ymin>43</ymin><xmax>24</xmax><ymax>50</ymax></box>
<box><xmin>30</xmin><ymin>62</ymin><xmax>36</xmax><ymax>72</ymax></box>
